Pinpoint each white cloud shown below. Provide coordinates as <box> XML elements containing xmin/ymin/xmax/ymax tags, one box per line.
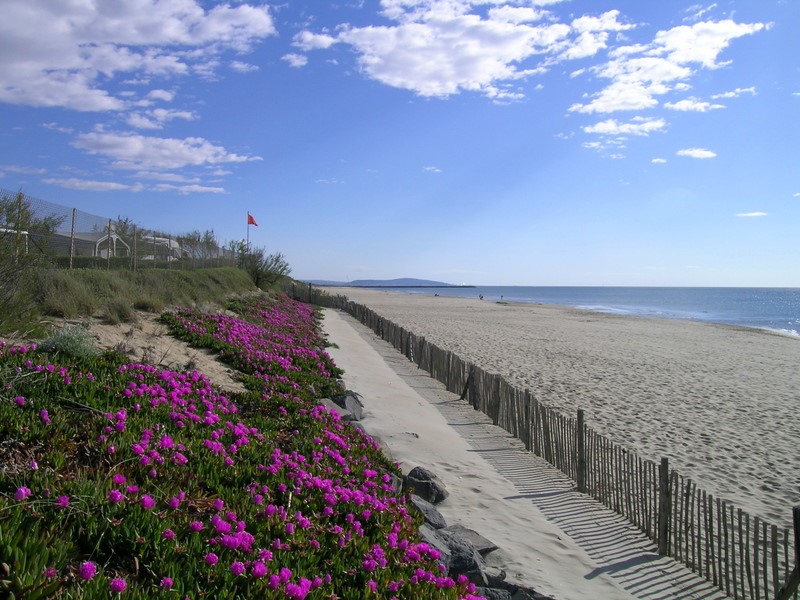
<box><xmin>651</xmin><ymin>158</ymin><xmax>667</xmax><ymax>163</ymax></box>
<box><xmin>40</xmin><ymin>122</ymin><xmax>74</xmax><ymax>134</ymax></box>
<box><xmin>0</xmin><ymin>164</ymin><xmax>47</xmax><ymax>175</ymax></box>
<box><xmin>282</xmin><ymin>54</ymin><xmax>309</xmax><ymax>68</ymax></box>
<box><xmin>230</xmin><ymin>61</ymin><xmax>259</xmax><ymax>73</ymax></box>
<box><xmin>153</xmin><ymin>183</ymin><xmax>225</xmax><ymax>194</ymax></box>
<box><xmin>583</xmin><ymin>116</ymin><xmax>666</xmax><ymax>136</ymax></box>
<box><xmin>684</xmin><ymin>3</ymin><xmax>718</xmax><ymax>22</ymax></box>
<box><xmin>293</xmin><ymin>31</ymin><xmax>339</xmax><ymax>51</ymax></box>
<box><xmin>132</xmin><ymin>171</ymin><xmax>200</xmax><ymax>183</ymax></box>
<box><xmin>298</xmin><ymin>1</ymin><xmax>640</xmax><ymax>100</ymax></box>
<box><xmin>0</xmin><ymin>1</ymin><xmax>276</xmax><ymax>112</ymax></box>
<box><xmin>735</xmin><ymin>212</ymin><xmax>767</xmax><ymax>218</ymax></box>
<box><xmin>73</xmin><ymin>131</ymin><xmax>261</xmax><ymax>171</ymax></box>
<box><xmin>570</xmin><ymin>19</ymin><xmax>767</xmax><ymax>114</ymax></box>
<box><xmin>126</xmin><ymin>109</ymin><xmax>197</xmax><ymax>130</ymax></box>
<box><xmin>677</xmin><ymin>147</ymin><xmax>716</xmax><ymax>159</ymax></box>
<box><xmin>146</xmin><ymin>89</ymin><xmax>175</xmax><ymax>102</ymax></box>
<box><xmin>664</xmin><ymin>97</ymin><xmax>724</xmax><ymax>111</ymax></box>
<box><xmin>42</xmin><ymin>177</ymin><xmax>143</xmax><ymax>192</ymax></box>
<box><xmin>711</xmin><ymin>86</ymin><xmax>756</xmax><ymax>99</ymax></box>
<box><xmin>653</xmin><ymin>20</ymin><xmax>769</xmax><ymax>69</ymax></box>
<box><xmin>423</xmin><ymin>166</ymin><xmax>443</xmax><ymax>173</ymax></box>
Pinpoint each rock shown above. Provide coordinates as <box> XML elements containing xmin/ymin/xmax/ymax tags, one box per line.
<box><xmin>419</xmin><ymin>524</ymin><xmax>452</xmax><ymax>568</ymax></box>
<box><xmin>436</xmin><ymin>528</ymin><xmax>485</xmax><ymax>581</ymax></box>
<box><xmin>511</xmin><ymin>587</ymin><xmax>557</xmax><ymax>600</ymax></box>
<box><xmin>388</xmin><ymin>474</ymin><xmax>403</xmax><ymax>494</ymax></box>
<box><xmin>319</xmin><ymin>398</ymin><xmax>352</xmax><ymax>421</ymax></box>
<box><xmin>477</xmin><ymin>588</ymin><xmax>513</xmax><ymax>600</ymax></box>
<box><xmin>442</xmin><ymin>524</ymin><xmax>498</xmax><ymax>556</ymax></box>
<box><xmin>330</xmin><ymin>390</ymin><xmax>364</xmax><ymax>421</ymax></box>
<box><xmin>404</xmin><ymin>466</ymin><xmax>449</xmax><ymax>504</ymax></box>
<box><xmin>410</xmin><ymin>494</ymin><xmax>447</xmax><ymax>529</ymax></box>
<box><xmin>482</xmin><ymin>566</ymin><xmax>507</xmax><ymax>588</ymax></box>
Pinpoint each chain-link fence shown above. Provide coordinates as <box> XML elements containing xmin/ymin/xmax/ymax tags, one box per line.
<box><xmin>0</xmin><ymin>188</ymin><xmax>239</xmax><ymax>270</ymax></box>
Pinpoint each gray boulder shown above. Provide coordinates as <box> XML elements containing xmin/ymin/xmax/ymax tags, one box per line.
<box><xmin>404</xmin><ymin>466</ymin><xmax>449</xmax><ymax>504</ymax></box>
<box><xmin>442</xmin><ymin>524</ymin><xmax>498</xmax><ymax>556</ymax></box>
<box><xmin>477</xmin><ymin>588</ymin><xmax>513</xmax><ymax>600</ymax></box>
<box><xmin>436</xmin><ymin>528</ymin><xmax>486</xmax><ymax>582</ymax></box>
<box><xmin>330</xmin><ymin>390</ymin><xmax>364</xmax><ymax>421</ymax></box>
<box><xmin>410</xmin><ymin>494</ymin><xmax>447</xmax><ymax>529</ymax></box>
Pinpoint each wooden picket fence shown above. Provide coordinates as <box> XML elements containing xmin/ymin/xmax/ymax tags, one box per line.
<box><xmin>297</xmin><ymin>288</ymin><xmax>800</xmax><ymax>600</ymax></box>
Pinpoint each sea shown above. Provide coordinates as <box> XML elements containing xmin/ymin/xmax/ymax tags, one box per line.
<box><xmin>359</xmin><ymin>286</ymin><xmax>800</xmax><ymax>337</ymax></box>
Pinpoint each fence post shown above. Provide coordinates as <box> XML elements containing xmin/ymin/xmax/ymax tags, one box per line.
<box><xmin>775</xmin><ymin>506</ymin><xmax>800</xmax><ymax>600</ymax></box>
<box><xmin>659</xmin><ymin>457</ymin><xmax>671</xmax><ymax>555</ymax></box>
<box><xmin>577</xmin><ymin>409</ymin><xmax>586</xmax><ymax>494</ymax></box>
<box><xmin>132</xmin><ymin>225</ymin><xmax>137</xmax><ymax>272</ymax></box>
<box><xmin>106</xmin><ymin>219</ymin><xmax>112</xmax><ymax>270</ymax></box>
<box><xmin>68</xmin><ymin>208</ymin><xmax>76</xmax><ymax>269</ymax></box>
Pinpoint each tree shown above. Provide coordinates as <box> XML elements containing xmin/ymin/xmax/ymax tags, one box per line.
<box><xmin>238</xmin><ymin>246</ymin><xmax>291</xmax><ymax>288</ymax></box>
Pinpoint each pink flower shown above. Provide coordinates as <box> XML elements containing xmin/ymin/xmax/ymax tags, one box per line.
<box><xmin>55</xmin><ymin>495</ymin><xmax>70</xmax><ymax>509</ymax></box>
<box><xmin>14</xmin><ymin>395</ymin><xmax>25</xmax><ymax>406</ymax></box>
<box><xmin>189</xmin><ymin>521</ymin><xmax>204</xmax><ymax>532</ymax></box>
<box><xmin>40</xmin><ymin>409</ymin><xmax>51</xmax><ymax>424</ymax></box>
<box><xmin>108</xmin><ymin>489</ymin><xmax>124</xmax><ymax>504</ymax></box>
<box><xmin>14</xmin><ymin>486</ymin><xmax>31</xmax><ymax>501</ymax></box>
<box><xmin>112</xmin><ymin>474</ymin><xmax>126</xmax><ymax>485</ymax></box>
<box><xmin>43</xmin><ymin>567</ymin><xmax>58</xmax><ymax>579</ymax></box>
<box><xmin>160</xmin><ymin>577</ymin><xmax>173</xmax><ymax>589</ymax></box>
<box><xmin>78</xmin><ymin>561</ymin><xmax>97</xmax><ymax>580</ymax></box>
<box><xmin>204</xmin><ymin>553</ymin><xmax>219</xmax><ymax>566</ymax></box>
<box><xmin>109</xmin><ymin>577</ymin><xmax>127</xmax><ymax>593</ymax></box>
<box><xmin>141</xmin><ymin>495</ymin><xmax>156</xmax><ymax>510</ymax></box>
<box><xmin>251</xmin><ymin>561</ymin><xmax>268</xmax><ymax>578</ymax></box>
<box><xmin>230</xmin><ymin>561</ymin><xmax>246</xmax><ymax>576</ymax></box>
<box><xmin>162</xmin><ymin>529</ymin><xmax>176</xmax><ymax>540</ymax></box>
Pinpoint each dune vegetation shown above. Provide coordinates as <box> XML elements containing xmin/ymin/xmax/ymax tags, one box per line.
<box><xmin>0</xmin><ymin>284</ymin><xmax>482</xmax><ymax>599</ymax></box>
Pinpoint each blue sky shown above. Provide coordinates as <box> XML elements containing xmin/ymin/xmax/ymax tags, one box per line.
<box><xmin>1</xmin><ymin>0</ymin><xmax>797</xmax><ymax>286</ymax></box>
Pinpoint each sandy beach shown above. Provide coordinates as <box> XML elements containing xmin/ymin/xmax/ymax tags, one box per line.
<box><xmin>325</xmin><ymin>288</ymin><xmax>800</xmax><ymax>531</ymax></box>
<box><xmin>322</xmin><ymin>308</ymin><xmax>728</xmax><ymax>599</ymax></box>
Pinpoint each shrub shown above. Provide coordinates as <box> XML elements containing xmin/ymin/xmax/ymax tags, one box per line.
<box><xmin>40</xmin><ymin>322</ymin><xmax>98</xmax><ymax>360</ymax></box>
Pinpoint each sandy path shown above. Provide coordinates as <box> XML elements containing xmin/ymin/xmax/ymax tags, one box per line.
<box><xmin>324</xmin><ymin>288</ymin><xmax>800</xmax><ymax>531</ymax></box>
<box><xmin>322</xmin><ymin>308</ymin><xmax>728</xmax><ymax>600</ymax></box>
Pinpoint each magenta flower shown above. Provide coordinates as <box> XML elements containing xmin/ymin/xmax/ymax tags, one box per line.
<box><xmin>43</xmin><ymin>567</ymin><xmax>58</xmax><ymax>579</ymax></box>
<box><xmin>141</xmin><ymin>495</ymin><xmax>156</xmax><ymax>510</ymax></box>
<box><xmin>230</xmin><ymin>561</ymin><xmax>246</xmax><ymax>576</ymax></box>
<box><xmin>109</xmin><ymin>577</ymin><xmax>127</xmax><ymax>593</ymax></box>
<box><xmin>251</xmin><ymin>561</ymin><xmax>268</xmax><ymax>578</ymax></box>
<box><xmin>78</xmin><ymin>561</ymin><xmax>97</xmax><ymax>580</ymax></box>
<box><xmin>108</xmin><ymin>489</ymin><xmax>124</xmax><ymax>504</ymax></box>
<box><xmin>40</xmin><ymin>409</ymin><xmax>51</xmax><ymax>424</ymax></box>
<box><xmin>204</xmin><ymin>553</ymin><xmax>219</xmax><ymax>566</ymax></box>
<box><xmin>14</xmin><ymin>395</ymin><xmax>25</xmax><ymax>406</ymax></box>
<box><xmin>112</xmin><ymin>474</ymin><xmax>126</xmax><ymax>485</ymax></box>
<box><xmin>55</xmin><ymin>495</ymin><xmax>70</xmax><ymax>509</ymax></box>
<box><xmin>162</xmin><ymin>528</ymin><xmax>176</xmax><ymax>540</ymax></box>
<box><xmin>14</xmin><ymin>486</ymin><xmax>31</xmax><ymax>501</ymax></box>
<box><xmin>160</xmin><ymin>577</ymin><xmax>173</xmax><ymax>589</ymax></box>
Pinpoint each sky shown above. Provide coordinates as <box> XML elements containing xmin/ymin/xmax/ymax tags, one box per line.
<box><xmin>0</xmin><ymin>0</ymin><xmax>798</xmax><ymax>287</ymax></box>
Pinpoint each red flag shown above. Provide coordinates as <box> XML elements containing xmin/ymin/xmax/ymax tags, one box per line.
<box><xmin>247</xmin><ymin>213</ymin><xmax>258</xmax><ymax>226</ymax></box>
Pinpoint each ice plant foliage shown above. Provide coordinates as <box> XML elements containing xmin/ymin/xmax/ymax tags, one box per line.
<box><xmin>0</xmin><ymin>293</ymin><xmax>482</xmax><ymax>598</ymax></box>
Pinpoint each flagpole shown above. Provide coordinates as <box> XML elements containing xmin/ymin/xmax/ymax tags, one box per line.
<box><xmin>246</xmin><ymin>212</ymin><xmax>250</xmax><ymax>251</ymax></box>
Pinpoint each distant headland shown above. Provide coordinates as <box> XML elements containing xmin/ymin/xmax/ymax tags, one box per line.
<box><xmin>304</xmin><ymin>277</ymin><xmax>475</xmax><ymax>288</ymax></box>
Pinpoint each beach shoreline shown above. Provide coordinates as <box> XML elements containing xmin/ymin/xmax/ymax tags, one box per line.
<box><xmin>323</xmin><ymin>287</ymin><xmax>800</xmax><ymax>531</ymax></box>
